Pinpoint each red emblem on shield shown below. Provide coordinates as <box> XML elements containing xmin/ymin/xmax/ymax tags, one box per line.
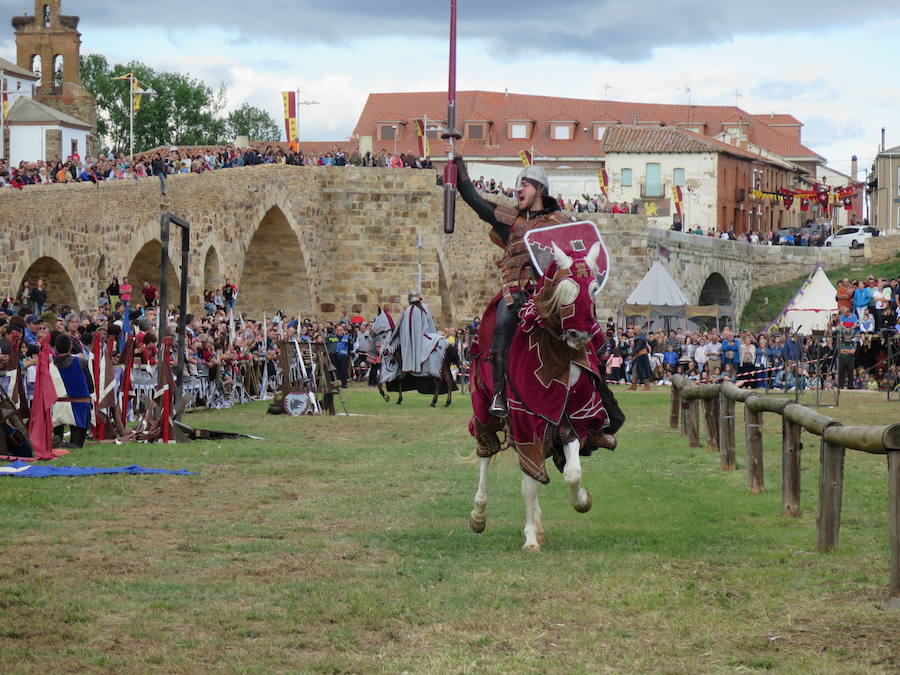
<box><xmin>524</xmin><ymin>221</ymin><xmax>611</xmax><ymax>291</ymax></box>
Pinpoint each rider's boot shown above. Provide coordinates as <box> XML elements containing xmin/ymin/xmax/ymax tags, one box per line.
<box><xmin>490</xmin><ymin>350</ymin><xmax>509</xmax><ymax>418</ymax></box>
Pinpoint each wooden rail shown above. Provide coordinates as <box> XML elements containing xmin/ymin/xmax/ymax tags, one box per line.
<box><xmin>670</xmin><ymin>374</ymin><xmax>900</xmax><ymax>610</ymax></box>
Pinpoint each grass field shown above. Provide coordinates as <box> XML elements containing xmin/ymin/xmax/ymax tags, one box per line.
<box><xmin>1</xmin><ymin>385</ymin><xmax>898</xmax><ymax>673</ymax></box>
<box><xmin>741</xmin><ymin>258</ymin><xmax>900</xmax><ymax>330</ymax></box>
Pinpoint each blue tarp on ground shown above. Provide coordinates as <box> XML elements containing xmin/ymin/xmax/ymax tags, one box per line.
<box><xmin>0</xmin><ymin>460</ymin><xmax>195</xmax><ymax>478</ymax></box>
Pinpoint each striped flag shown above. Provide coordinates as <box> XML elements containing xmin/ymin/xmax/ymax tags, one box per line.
<box><xmin>518</xmin><ymin>150</ymin><xmax>533</xmax><ymax>167</ymax></box>
<box><xmin>672</xmin><ymin>185</ymin><xmax>683</xmax><ymax>217</ymax></box>
<box><xmin>413</xmin><ymin>119</ymin><xmax>430</xmax><ymax>157</ymax></box>
<box><xmin>1</xmin><ymin>90</ymin><xmax>8</xmax><ymax>128</ymax></box>
<box><xmin>282</xmin><ymin>91</ymin><xmax>299</xmax><ymax>144</ymax></box>
<box><xmin>598</xmin><ymin>169</ymin><xmax>609</xmax><ymax>198</ymax></box>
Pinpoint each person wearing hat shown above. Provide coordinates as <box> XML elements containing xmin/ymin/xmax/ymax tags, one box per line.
<box><xmin>453</xmin><ymin>156</ymin><xmax>573</xmax><ymax>416</ymax></box>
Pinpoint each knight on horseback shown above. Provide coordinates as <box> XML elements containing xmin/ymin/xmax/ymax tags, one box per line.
<box><xmin>454</xmin><ymin>157</ymin><xmax>571</xmax><ymax>417</ymax></box>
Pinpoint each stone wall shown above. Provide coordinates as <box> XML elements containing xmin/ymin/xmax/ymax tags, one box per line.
<box><xmin>0</xmin><ymin>165</ymin><xmax>853</xmax><ymax>328</ymax></box>
<box><xmin>863</xmin><ymin>234</ymin><xmax>900</xmax><ymax>265</ymax></box>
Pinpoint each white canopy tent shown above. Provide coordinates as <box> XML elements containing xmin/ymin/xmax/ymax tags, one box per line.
<box><xmin>769</xmin><ymin>264</ymin><xmax>838</xmax><ymax>335</ymax></box>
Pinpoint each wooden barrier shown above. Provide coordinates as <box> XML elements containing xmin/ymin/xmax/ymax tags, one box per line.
<box><xmin>670</xmin><ymin>374</ymin><xmax>900</xmax><ymax>609</ymax></box>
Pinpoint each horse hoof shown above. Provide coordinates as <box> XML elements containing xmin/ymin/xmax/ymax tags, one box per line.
<box><xmin>522</xmin><ymin>543</ymin><xmax>541</xmax><ymax>552</ymax></box>
<box><xmin>430</xmin><ymin>402</ymin><xmax>436</xmax><ymax>408</ymax></box>
<box><xmin>469</xmin><ymin>517</ymin><xmax>486</xmax><ymax>533</ymax></box>
<box><xmin>574</xmin><ymin>491</ymin><xmax>592</xmax><ymax>514</ymax></box>
<box><xmin>444</xmin><ymin>401</ymin><xmax>451</xmax><ymax>408</ymax></box>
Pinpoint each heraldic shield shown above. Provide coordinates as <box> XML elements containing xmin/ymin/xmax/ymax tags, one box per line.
<box><xmin>523</xmin><ymin>221</ymin><xmax>611</xmax><ymax>289</ymax></box>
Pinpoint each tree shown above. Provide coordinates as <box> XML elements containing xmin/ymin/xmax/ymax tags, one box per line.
<box><xmin>80</xmin><ymin>55</ymin><xmax>230</xmax><ymax>154</ymax></box>
<box><xmin>225</xmin><ymin>104</ymin><xmax>280</xmax><ymax>142</ymax></box>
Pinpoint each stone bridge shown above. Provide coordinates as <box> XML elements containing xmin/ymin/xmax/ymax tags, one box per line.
<box><xmin>2</xmin><ymin>165</ymin><xmax>860</xmax><ymax>328</ymax></box>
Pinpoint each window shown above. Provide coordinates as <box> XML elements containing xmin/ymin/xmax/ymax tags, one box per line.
<box><xmin>510</xmin><ymin>123</ymin><xmax>528</xmax><ymax>139</ymax></box>
<box><xmin>645</xmin><ymin>163</ymin><xmax>662</xmax><ymax>197</ymax></box>
<box><xmin>552</xmin><ymin>124</ymin><xmax>570</xmax><ymax>140</ymax></box>
<box><xmin>594</xmin><ymin>125</ymin><xmax>606</xmax><ymax>140</ymax></box>
<box><xmin>467</xmin><ymin>124</ymin><xmax>484</xmax><ymax>140</ymax></box>
<box><xmin>380</xmin><ymin>125</ymin><xmax>396</xmax><ymax>141</ymax></box>
<box><xmin>426</xmin><ymin>127</ymin><xmax>440</xmax><ymax>140</ymax></box>
<box><xmin>621</xmin><ymin>168</ymin><xmax>633</xmax><ymax>187</ymax></box>
<box><xmin>673</xmin><ymin>168</ymin><xmax>685</xmax><ymax>187</ymax></box>
<box><xmin>896</xmin><ymin>166</ymin><xmax>900</xmax><ymax>196</ymax></box>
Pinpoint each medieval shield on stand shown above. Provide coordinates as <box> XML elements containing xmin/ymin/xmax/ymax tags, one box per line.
<box><xmin>524</xmin><ymin>221</ymin><xmax>611</xmax><ymax>290</ymax></box>
<box><xmin>283</xmin><ymin>392</ymin><xmax>310</xmax><ymax>416</ymax></box>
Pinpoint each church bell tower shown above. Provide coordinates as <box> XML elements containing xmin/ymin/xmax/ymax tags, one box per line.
<box><xmin>12</xmin><ymin>1</ymin><xmax>97</xmax><ymax>152</ymax></box>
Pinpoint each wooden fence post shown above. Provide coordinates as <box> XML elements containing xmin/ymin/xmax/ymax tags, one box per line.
<box><xmin>718</xmin><ymin>392</ymin><xmax>736</xmax><ymax>471</ymax></box>
<box><xmin>816</xmin><ymin>438</ymin><xmax>845</xmax><ymax>552</ymax></box>
<box><xmin>782</xmin><ymin>418</ymin><xmax>802</xmax><ymax>517</ymax></box>
<box><xmin>686</xmin><ymin>399</ymin><xmax>700</xmax><ymax>448</ymax></box>
<box><xmin>888</xmin><ymin>450</ymin><xmax>900</xmax><ymax>609</ymax></box>
<box><xmin>670</xmin><ymin>386</ymin><xmax>680</xmax><ymax>429</ymax></box>
<box><xmin>745</xmin><ymin>405</ymin><xmax>764</xmax><ymax>494</ymax></box>
<box><xmin>703</xmin><ymin>397</ymin><xmax>719</xmax><ymax>453</ymax></box>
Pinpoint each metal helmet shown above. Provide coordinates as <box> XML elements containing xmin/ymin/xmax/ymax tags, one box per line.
<box><xmin>408</xmin><ymin>290</ymin><xmax>421</xmax><ymax>304</ymax></box>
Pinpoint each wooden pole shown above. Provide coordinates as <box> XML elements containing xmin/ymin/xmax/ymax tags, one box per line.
<box><xmin>816</xmin><ymin>437</ymin><xmax>845</xmax><ymax>552</ymax></box>
<box><xmin>718</xmin><ymin>392</ymin><xmax>736</xmax><ymax>471</ymax></box>
<box><xmin>670</xmin><ymin>385</ymin><xmax>680</xmax><ymax>429</ymax></box>
<box><xmin>888</xmin><ymin>450</ymin><xmax>900</xmax><ymax>609</ymax></box>
<box><xmin>686</xmin><ymin>399</ymin><xmax>700</xmax><ymax>448</ymax></box>
<box><xmin>745</xmin><ymin>405</ymin><xmax>764</xmax><ymax>493</ymax></box>
<box><xmin>782</xmin><ymin>419</ymin><xmax>802</xmax><ymax>517</ymax></box>
<box><xmin>681</xmin><ymin>398</ymin><xmax>689</xmax><ymax>437</ymax></box>
<box><xmin>703</xmin><ymin>397</ymin><xmax>719</xmax><ymax>452</ymax></box>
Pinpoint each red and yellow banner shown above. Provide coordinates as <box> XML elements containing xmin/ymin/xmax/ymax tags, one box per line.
<box><xmin>1</xmin><ymin>91</ymin><xmax>8</xmax><ymax>128</ymax></box>
<box><xmin>671</xmin><ymin>185</ymin><xmax>683</xmax><ymax>218</ymax></box>
<box><xmin>518</xmin><ymin>149</ymin><xmax>533</xmax><ymax>167</ymax></box>
<box><xmin>598</xmin><ymin>169</ymin><xmax>609</xmax><ymax>198</ymax></box>
<box><xmin>282</xmin><ymin>91</ymin><xmax>299</xmax><ymax>144</ymax></box>
<box><xmin>413</xmin><ymin>118</ymin><xmax>430</xmax><ymax>158</ymax></box>
<box><xmin>132</xmin><ymin>79</ymin><xmax>143</xmax><ymax>114</ymax></box>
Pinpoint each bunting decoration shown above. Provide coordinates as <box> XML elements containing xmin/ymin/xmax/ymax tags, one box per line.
<box><xmin>598</xmin><ymin>168</ymin><xmax>609</xmax><ymax>198</ymax></box>
<box><xmin>671</xmin><ymin>184</ymin><xmax>683</xmax><ymax>218</ymax></box>
<box><xmin>518</xmin><ymin>149</ymin><xmax>533</xmax><ymax>167</ymax></box>
<box><xmin>281</xmin><ymin>91</ymin><xmax>299</xmax><ymax>144</ymax></box>
<box><xmin>413</xmin><ymin>118</ymin><xmax>430</xmax><ymax>158</ymax></box>
<box><xmin>769</xmin><ymin>184</ymin><xmax>859</xmax><ymax>212</ymax></box>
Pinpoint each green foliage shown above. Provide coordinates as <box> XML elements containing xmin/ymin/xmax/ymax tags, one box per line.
<box><xmin>225</xmin><ymin>103</ymin><xmax>280</xmax><ymax>142</ymax></box>
<box><xmin>80</xmin><ymin>54</ymin><xmax>230</xmax><ymax>154</ymax></box>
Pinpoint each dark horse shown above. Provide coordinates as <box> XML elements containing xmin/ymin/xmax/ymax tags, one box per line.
<box><xmin>377</xmin><ymin>342</ymin><xmax>459</xmax><ymax>407</ymax></box>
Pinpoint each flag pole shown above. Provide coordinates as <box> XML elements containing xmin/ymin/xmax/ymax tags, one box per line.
<box><xmin>441</xmin><ymin>0</ymin><xmax>461</xmax><ymax>234</ymax></box>
<box><xmin>129</xmin><ymin>74</ymin><xmax>134</xmax><ymax>160</ymax></box>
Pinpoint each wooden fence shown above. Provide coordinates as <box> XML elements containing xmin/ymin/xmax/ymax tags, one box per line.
<box><xmin>669</xmin><ymin>374</ymin><xmax>900</xmax><ymax>610</ymax></box>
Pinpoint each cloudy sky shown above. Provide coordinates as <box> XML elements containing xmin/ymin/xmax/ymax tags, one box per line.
<box><xmin>1</xmin><ymin>0</ymin><xmax>897</xmax><ymax>173</ymax></box>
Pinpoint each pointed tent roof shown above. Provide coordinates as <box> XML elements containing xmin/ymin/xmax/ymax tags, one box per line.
<box><xmin>769</xmin><ymin>263</ymin><xmax>838</xmax><ymax>335</ymax></box>
<box><xmin>626</xmin><ymin>261</ymin><xmax>689</xmax><ymax>307</ymax></box>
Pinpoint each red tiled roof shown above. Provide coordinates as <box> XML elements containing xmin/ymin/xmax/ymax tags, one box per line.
<box><xmin>349</xmin><ymin>90</ymin><xmax>823</xmax><ymax>162</ymax></box>
<box><xmin>602</xmin><ymin>125</ymin><xmax>792</xmax><ymax>167</ymax></box>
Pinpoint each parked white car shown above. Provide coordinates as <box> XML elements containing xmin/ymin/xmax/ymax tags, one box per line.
<box><xmin>823</xmin><ymin>226</ymin><xmax>877</xmax><ymax>248</ymax></box>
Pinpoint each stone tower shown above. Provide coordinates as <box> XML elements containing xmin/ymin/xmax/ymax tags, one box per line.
<box><xmin>12</xmin><ymin>0</ymin><xmax>97</xmax><ymax>153</ymax></box>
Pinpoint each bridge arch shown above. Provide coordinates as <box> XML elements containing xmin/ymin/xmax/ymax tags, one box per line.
<box><xmin>698</xmin><ymin>272</ymin><xmax>732</xmax><ymax>307</ymax></box>
<box><xmin>239</xmin><ymin>205</ymin><xmax>314</xmax><ymax>318</ymax></box>
<box><xmin>202</xmin><ymin>245</ymin><xmax>222</xmax><ymax>296</ymax></box>
<box><xmin>127</xmin><ymin>240</ymin><xmax>180</xmax><ymax>306</ymax></box>
<box><xmin>16</xmin><ymin>257</ymin><xmax>78</xmax><ymax>311</ymax></box>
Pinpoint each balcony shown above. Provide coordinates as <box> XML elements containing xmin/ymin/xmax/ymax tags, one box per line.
<box><xmin>640</xmin><ymin>181</ymin><xmax>667</xmax><ymax>199</ymax></box>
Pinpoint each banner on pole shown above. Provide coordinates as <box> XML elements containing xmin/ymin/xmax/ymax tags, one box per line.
<box><xmin>282</xmin><ymin>91</ymin><xmax>298</xmax><ymax>144</ymax></box>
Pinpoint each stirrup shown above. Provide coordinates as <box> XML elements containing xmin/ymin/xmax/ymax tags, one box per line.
<box><xmin>489</xmin><ymin>392</ymin><xmax>509</xmax><ymax>418</ymax></box>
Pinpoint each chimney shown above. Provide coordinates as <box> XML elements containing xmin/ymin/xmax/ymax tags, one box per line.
<box><xmin>882</xmin><ymin>127</ymin><xmax>886</xmax><ymax>152</ymax></box>
<box><xmin>851</xmin><ymin>155</ymin><xmax>858</xmax><ymax>182</ymax></box>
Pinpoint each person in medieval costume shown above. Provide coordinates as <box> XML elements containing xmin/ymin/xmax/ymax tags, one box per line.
<box><xmin>50</xmin><ymin>333</ymin><xmax>93</xmax><ymax>449</ymax></box>
<box><xmin>380</xmin><ymin>291</ymin><xmax>448</xmax><ymax>384</ymax></box>
<box><xmin>453</xmin><ymin>157</ymin><xmax>574</xmax><ymax>416</ymax></box>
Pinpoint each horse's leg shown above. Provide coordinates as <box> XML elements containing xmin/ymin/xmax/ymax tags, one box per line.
<box><xmin>396</xmin><ymin>389</ymin><xmax>403</xmax><ymax>405</ymax></box>
<box><xmin>562</xmin><ymin>438</ymin><xmax>592</xmax><ymax>513</ymax></box>
<box><xmin>378</xmin><ymin>383</ymin><xmax>389</xmax><ymax>402</ymax></box>
<box><xmin>522</xmin><ymin>473</ymin><xmax>544</xmax><ymax>551</ymax></box>
<box><xmin>469</xmin><ymin>456</ymin><xmax>490</xmax><ymax>533</ymax></box>
<box><xmin>443</xmin><ymin>363</ymin><xmax>453</xmax><ymax>407</ymax></box>
<box><xmin>430</xmin><ymin>377</ymin><xmax>438</xmax><ymax>407</ymax></box>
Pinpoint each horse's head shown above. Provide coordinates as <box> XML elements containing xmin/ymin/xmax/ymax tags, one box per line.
<box><xmin>532</xmin><ymin>243</ymin><xmax>604</xmax><ymax>350</ymax></box>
